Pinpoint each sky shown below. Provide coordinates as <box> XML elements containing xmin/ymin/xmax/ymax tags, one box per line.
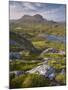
<box><xmin>9</xmin><ymin>1</ymin><xmax>66</xmax><ymax>22</ymax></box>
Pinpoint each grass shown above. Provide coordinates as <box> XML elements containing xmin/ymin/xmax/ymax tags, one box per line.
<box><xmin>10</xmin><ymin>60</ymin><xmax>41</xmax><ymax>71</ymax></box>
<box><xmin>43</xmin><ymin>53</ymin><xmax>65</xmax><ymax>58</ymax></box>
<box><xmin>32</xmin><ymin>40</ymin><xmax>46</xmax><ymax>49</ymax></box>
<box><xmin>48</xmin><ymin>58</ymin><xmax>66</xmax><ymax>71</ymax></box>
<box><xmin>10</xmin><ymin>73</ymin><xmax>50</xmax><ymax>88</ymax></box>
<box><xmin>55</xmin><ymin>73</ymin><xmax>66</xmax><ymax>85</ymax></box>
<box><xmin>11</xmin><ymin>22</ymin><xmax>65</xmax><ymax>36</ymax></box>
<box><xmin>10</xmin><ymin>19</ymin><xmax>66</xmax><ymax>88</ymax></box>
<box><xmin>32</xmin><ymin>38</ymin><xmax>65</xmax><ymax>50</ymax></box>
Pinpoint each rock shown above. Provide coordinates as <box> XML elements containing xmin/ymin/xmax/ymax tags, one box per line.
<box><xmin>41</xmin><ymin>48</ymin><xmax>58</xmax><ymax>55</ymax></box>
<box><xmin>27</xmin><ymin>64</ymin><xmax>55</xmax><ymax>80</ymax></box>
<box><xmin>10</xmin><ymin>52</ymin><xmax>21</xmax><ymax>59</ymax></box>
<box><xmin>10</xmin><ymin>71</ymin><xmax>25</xmax><ymax>76</ymax></box>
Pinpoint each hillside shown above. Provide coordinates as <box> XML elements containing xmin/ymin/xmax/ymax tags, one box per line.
<box><xmin>10</xmin><ymin>14</ymin><xmax>65</xmax><ymax>37</ymax></box>
<box><xmin>10</xmin><ymin>31</ymin><xmax>39</xmax><ymax>53</ymax></box>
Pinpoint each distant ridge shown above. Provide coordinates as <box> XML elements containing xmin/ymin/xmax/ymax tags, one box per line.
<box><xmin>10</xmin><ymin>14</ymin><xmax>48</xmax><ymax>23</ymax></box>
<box><xmin>10</xmin><ymin>31</ymin><xmax>40</xmax><ymax>53</ymax></box>
<box><xmin>17</xmin><ymin>14</ymin><xmax>47</xmax><ymax>23</ymax></box>
<box><xmin>10</xmin><ymin>14</ymin><xmax>65</xmax><ymax>26</ymax></box>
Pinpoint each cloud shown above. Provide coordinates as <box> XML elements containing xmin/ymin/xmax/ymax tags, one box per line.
<box><xmin>9</xmin><ymin>1</ymin><xmax>66</xmax><ymax>22</ymax></box>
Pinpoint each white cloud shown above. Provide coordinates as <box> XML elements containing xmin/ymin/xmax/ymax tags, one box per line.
<box><xmin>22</xmin><ymin>3</ymin><xmax>36</xmax><ymax>10</ymax></box>
<box><xmin>9</xmin><ymin>1</ymin><xmax>66</xmax><ymax>22</ymax></box>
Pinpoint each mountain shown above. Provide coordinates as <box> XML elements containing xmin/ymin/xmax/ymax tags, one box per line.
<box><xmin>22</xmin><ymin>14</ymin><xmax>45</xmax><ymax>23</ymax></box>
<box><xmin>10</xmin><ymin>14</ymin><xmax>48</xmax><ymax>24</ymax></box>
<box><xmin>10</xmin><ymin>14</ymin><xmax>65</xmax><ymax>26</ymax></box>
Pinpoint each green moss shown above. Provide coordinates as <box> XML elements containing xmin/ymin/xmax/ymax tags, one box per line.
<box><xmin>48</xmin><ymin>58</ymin><xmax>66</xmax><ymax>71</ymax></box>
<box><xmin>10</xmin><ymin>60</ymin><xmax>41</xmax><ymax>71</ymax></box>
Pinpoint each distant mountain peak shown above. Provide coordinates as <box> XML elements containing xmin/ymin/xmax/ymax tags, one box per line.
<box><xmin>20</xmin><ymin>14</ymin><xmax>45</xmax><ymax>23</ymax></box>
<box><xmin>33</xmin><ymin>14</ymin><xmax>43</xmax><ymax>19</ymax></box>
<box><xmin>22</xmin><ymin>15</ymin><xmax>31</xmax><ymax>18</ymax></box>
<box><xmin>10</xmin><ymin>14</ymin><xmax>58</xmax><ymax>24</ymax></box>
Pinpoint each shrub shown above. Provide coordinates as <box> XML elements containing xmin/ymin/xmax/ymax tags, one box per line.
<box><xmin>55</xmin><ymin>73</ymin><xmax>66</xmax><ymax>85</ymax></box>
<box><xmin>10</xmin><ymin>74</ymin><xmax>50</xmax><ymax>88</ymax></box>
<box><xmin>22</xmin><ymin>74</ymin><xmax>50</xmax><ymax>87</ymax></box>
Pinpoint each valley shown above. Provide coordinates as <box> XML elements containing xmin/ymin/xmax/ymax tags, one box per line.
<box><xmin>9</xmin><ymin>14</ymin><xmax>66</xmax><ymax>88</ymax></box>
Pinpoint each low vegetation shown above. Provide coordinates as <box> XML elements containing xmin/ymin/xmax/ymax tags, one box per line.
<box><xmin>10</xmin><ymin>60</ymin><xmax>42</xmax><ymax>71</ymax></box>
<box><xmin>10</xmin><ymin>14</ymin><xmax>66</xmax><ymax>88</ymax></box>
<box><xmin>10</xmin><ymin>73</ymin><xmax>50</xmax><ymax>88</ymax></box>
